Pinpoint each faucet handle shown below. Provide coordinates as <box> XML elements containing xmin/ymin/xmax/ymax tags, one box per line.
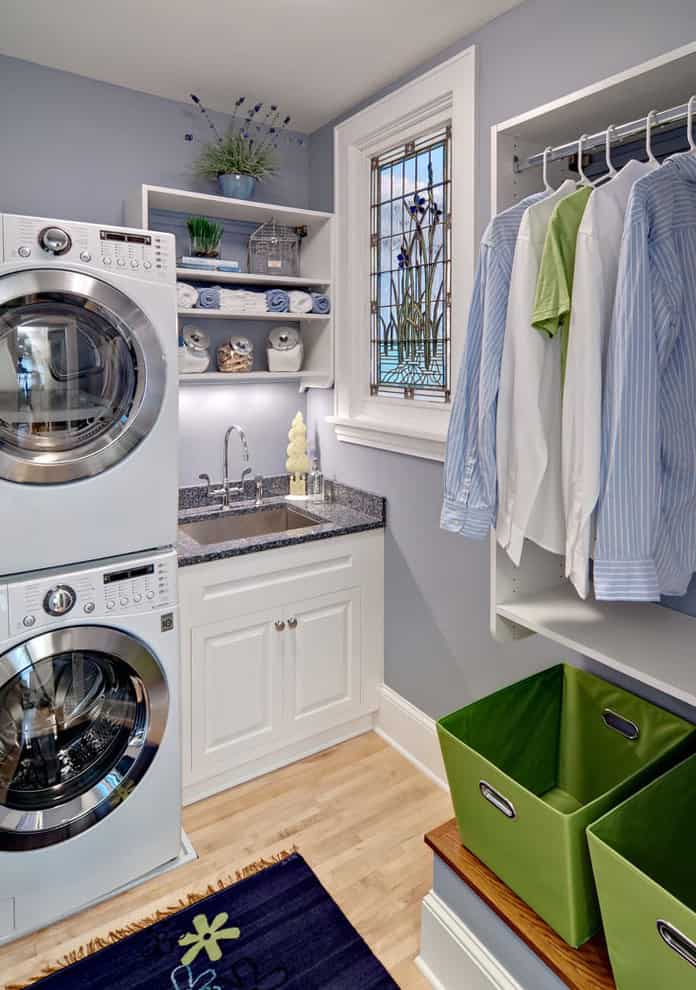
<box><xmin>198</xmin><ymin>473</ymin><xmax>211</xmax><ymax>497</ymax></box>
<box><xmin>255</xmin><ymin>474</ymin><xmax>264</xmax><ymax>505</ymax></box>
<box><xmin>240</xmin><ymin>466</ymin><xmax>253</xmax><ymax>485</ymax></box>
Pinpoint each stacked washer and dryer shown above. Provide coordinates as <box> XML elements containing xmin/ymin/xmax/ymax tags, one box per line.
<box><xmin>0</xmin><ymin>213</ymin><xmax>182</xmax><ymax>943</ymax></box>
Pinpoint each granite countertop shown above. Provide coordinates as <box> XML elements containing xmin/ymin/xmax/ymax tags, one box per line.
<box><xmin>177</xmin><ymin>477</ymin><xmax>385</xmax><ymax>567</ymax></box>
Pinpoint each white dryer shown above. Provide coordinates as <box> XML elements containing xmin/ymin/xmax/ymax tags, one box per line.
<box><xmin>0</xmin><ymin>214</ymin><xmax>178</xmax><ymax>575</ymax></box>
<box><xmin>0</xmin><ymin>548</ymin><xmax>181</xmax><ymax>944</ymax></box>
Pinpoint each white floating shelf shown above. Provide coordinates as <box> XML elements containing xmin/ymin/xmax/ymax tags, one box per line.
<box><xmin>142</xmin><ymin>185</ymin><xmax>333</xmax><ymax>228</ymax></box>
<box><xmin>179</xmin><ymin>371</ymin><xmax>328</xmax><ymax>385</ymax></box>
<box><xmin>496</xmin><ymin>584</ymin><xmax>696</xmax><ymax>708</ymax></box>
<box><xmin>176</xmin><ymin>268</ymin><xmax>331</xmax><ymax>288</ymax></box>
<box><xmin>177</xmin><ymin>309</ymin><xmax>329</xmax><ymax>321</ymax></box>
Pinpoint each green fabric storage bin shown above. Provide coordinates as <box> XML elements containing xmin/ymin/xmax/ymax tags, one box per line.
<box><xmin>588</xmin><ymin>753</ymin><xmax>696</xmax><ymax>989</ymax></box>
<box><xmin>437</xmin><ymin>664</ymin><xmax>696</xmax><ymax>948</ymax></box>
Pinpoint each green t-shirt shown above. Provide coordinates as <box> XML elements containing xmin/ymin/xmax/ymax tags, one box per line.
<box><xmin>531</xmin><ymin>185</ymin><xmax>592</xmax><ymax>383</ymax></box>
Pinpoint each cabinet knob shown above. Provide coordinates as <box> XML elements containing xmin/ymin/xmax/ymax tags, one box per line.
<box><xmin>287</xmin><ymin>617</ymin><xmax>298</xmax><ymax>629</ymax></box>
<box><xmin>275</xmin><ymin>620</ymin><xmax>285</xmax><ymax>631</ymax></box>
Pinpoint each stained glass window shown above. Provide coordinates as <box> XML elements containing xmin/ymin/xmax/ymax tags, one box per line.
<box><xmin>370</xmin><ymin>126</ymin><xmax>452</xmax><ymax>402</ymax></box>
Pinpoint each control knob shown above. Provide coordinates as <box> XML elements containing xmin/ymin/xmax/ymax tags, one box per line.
<box><xmin>43</xmin><ymin>584</ymin><xmax>76</xmax><ymax>617</ymax></box>
<box><xmin>38</xmin><ymin>226</ymin><xmax>72</xmax><ymax>256</ymax></box>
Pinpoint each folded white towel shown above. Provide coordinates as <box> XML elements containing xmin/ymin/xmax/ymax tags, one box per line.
<box><xmin>218</xmin><ymin>289</ymin><xmax>268</xmax><ymax>313</ymax></box>
<box><xmin>177</xmin><ymin>283</ymin><xmax>199</xmax><ymax>309</ymax></box>
<box><xmin>288</xmin><ymin>290</ymin><xmax>313</xmax><ymax>314</ymax></box>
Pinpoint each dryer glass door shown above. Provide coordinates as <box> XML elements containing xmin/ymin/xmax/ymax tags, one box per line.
<box><xmin>0</xmin><ymin>626</ymin><xmax>168</xmax><ymax>850</ymax></box>
<box><xmin>0</xmin><ymin>270</ymin><xmax>167</xmax><ymax>484</ymax></box>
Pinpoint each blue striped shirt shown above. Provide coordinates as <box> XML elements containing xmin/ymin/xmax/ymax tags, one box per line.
<box><xmin>595</xmin><ymin>154</ymin><xmax>696</xmax><ymax>600</ymax></box>
<box><xmin>441</xmin><ymin>192</ymin><xmax>547</xmax><ymax>537</ymax></box>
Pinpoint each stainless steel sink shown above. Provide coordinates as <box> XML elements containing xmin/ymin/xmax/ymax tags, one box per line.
<box><xmin>180</xmin><ymin>505</ymin><xmax>321</xmax><ymax>545</ymax></box>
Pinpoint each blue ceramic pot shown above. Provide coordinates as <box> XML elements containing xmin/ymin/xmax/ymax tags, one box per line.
<box><xmin>218</xmin><ymin>173</ymin><xmax>257</xmax><ymax>199</ymax></box>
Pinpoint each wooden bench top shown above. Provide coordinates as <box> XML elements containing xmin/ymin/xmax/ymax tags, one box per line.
<box><xmin>425</xmin><ymin>819</ymin><xmax>616</xmax><ymax>990</ymax></box>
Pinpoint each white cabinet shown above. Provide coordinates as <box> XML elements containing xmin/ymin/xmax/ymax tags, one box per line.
<box><xmin>190</xmin><ymin>608</ymin><xmax>284</xmax><ymax>781</ymax></box>
<box><xmin>179</xmin><ymin>530</ymin><xmax>384</xmax><ymax>804</ymax></box>
<box><xmin>284</xmin><ymin>588</ymin><xmax>362</xmax><ymax>741</ymax></box>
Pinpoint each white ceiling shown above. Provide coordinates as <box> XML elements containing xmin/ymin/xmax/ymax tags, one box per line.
<box><xmin>0</xmin><ymin>0</ymin><xmax>522</xmax><ymax>133</ymax></box>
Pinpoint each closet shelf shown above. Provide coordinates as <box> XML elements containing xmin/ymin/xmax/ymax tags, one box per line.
<box><xmin>496</xmin><ymin>584</ymin><xmax>696</xmax><ymax>708</ymax></box>
<box><xmin>176</xmin><ymin>268</ymin><xmax>331</xmax><ymax>288</ymax></box>
<box><xmin>177</xmin><ymin>308</ymin><xmax>330</xmax><ymax>321</ymax></box>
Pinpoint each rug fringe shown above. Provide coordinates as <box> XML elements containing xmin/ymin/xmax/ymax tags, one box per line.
<box><xmin>7</xmin><ymin>847</ymin><xmax>297</xmax><ymax>990</ymax></box>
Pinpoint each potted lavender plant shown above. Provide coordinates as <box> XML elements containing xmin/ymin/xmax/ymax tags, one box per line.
<box><xmin>185</xmin><ymin>95</ymin><xmax>302</xmax><ymax>200</ymax></box>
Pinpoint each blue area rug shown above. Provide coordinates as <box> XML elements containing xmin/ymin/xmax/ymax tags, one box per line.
<box><xmin>20</xmin><ymin>853</ymin><xmax>398</xmax><ymax>989</ymax></box>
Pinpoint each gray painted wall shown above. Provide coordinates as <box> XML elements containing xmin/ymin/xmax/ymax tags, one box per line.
<box><xmin>307</xmin><ymin>0</ymin><xmax>696</xmax><ymax>719</ymax></box>
<box><xmin>180</xmin><ymin>383</ymin><xmax>305</xmax><ymax>487</ymax></box>
<box><xmin>0</xmin><ymin>55</ymin><xmax>310</xmax><ymax>223</ymax></box>
<box><xmin>0</xmin><ymin>54</ymin><xmax>309</xmax><ymax>484</ymax></box>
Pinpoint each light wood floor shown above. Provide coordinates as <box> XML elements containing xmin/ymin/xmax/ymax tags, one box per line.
<box><xmin>1</xmin><ymin>732</ymin><xmax>452</xmax><ymax>989</ymax></box>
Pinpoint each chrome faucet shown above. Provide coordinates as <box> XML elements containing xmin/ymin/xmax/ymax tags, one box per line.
<box><xmin>202</xmin><ymin>424</ymin><xmax>252</xmax><ymax>508</ymax></box>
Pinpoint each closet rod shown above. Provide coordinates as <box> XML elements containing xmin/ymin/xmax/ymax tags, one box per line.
<box><xmin>513</xmin><ymin>99</ymin><xmax>694</xmax><ymax>174</ymax></box>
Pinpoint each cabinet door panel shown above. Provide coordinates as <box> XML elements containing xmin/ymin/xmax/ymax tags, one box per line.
<box><xmin>191</xmin><ymin>610</ymin><xmax>282</xmax><ymax>781</ymax></box>
<box><xmin>285</xmin><ymin>588</ymin><xmax>362</xmax><ymax>740</ymax></box>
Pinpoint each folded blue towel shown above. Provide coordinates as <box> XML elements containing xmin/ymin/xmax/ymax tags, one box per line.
<box><xmin>197</xmin><ymin>285</ymin><xmax>221</xmax><ymax>309</ymax></box>
<box><xmin>266</xmin><ymin>288</ymin><xmax>289</xmax><ymax>313</ymax></box>
<box><xmin>311</xmin><ymin>293</ymin><xmax>331</xmax><ymax>315</ymax></box>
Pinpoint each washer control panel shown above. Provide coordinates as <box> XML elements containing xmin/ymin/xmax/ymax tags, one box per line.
<box><xmin>2</xmin><ymin>214</ymin><xmax>173</xmax><ymax>283</ymax></box>
<box><xmin>4</xmin><ymin>550</ymin><xmax>177</xmax><ymax>637</ymax></box>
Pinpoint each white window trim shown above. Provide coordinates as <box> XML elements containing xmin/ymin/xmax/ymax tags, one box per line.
<box><xmin>329</xmin><ymin>46</ymin><xmax>477</xmax><ymax>462</ymax></box>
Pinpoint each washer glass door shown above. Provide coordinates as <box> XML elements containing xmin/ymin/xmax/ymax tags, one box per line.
<box><xmin>0</xmin><ymin>627</ymin><xmax>168</xmax><ymax>850</ymax></box>
<box><xmin>0</xmin><ymin>270</ymin><xmax>166</xmax><ymax>484</ymax></box>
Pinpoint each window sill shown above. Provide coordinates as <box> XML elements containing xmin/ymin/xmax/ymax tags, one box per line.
<box><xmin>327</xmin><ymin>415</ymin><xmax>446</xmax><ymax>462</ymax></box>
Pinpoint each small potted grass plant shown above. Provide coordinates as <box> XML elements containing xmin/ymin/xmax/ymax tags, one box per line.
<box><xmin>186</xmin><ymin>216</ymin><xmax>223</xmax><ymax>258</ymax></box>
<box><xmin>185</xmin><ymin>94</ymin><xmax>303</xmax><ymax>200</ymax></box>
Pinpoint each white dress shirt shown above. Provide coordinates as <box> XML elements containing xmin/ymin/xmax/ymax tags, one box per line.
<box><xmin>496</xmin><ymin>180</ymin><xmax>576</xmax><ymax>565</ymax></box>
<box><xmin>562</xmin><ymin>160</ymin><xmax>656</xmax><ymax>598</ymax></box>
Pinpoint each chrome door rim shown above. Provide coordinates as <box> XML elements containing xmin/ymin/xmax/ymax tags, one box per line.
<box><xmin>0</xmin><ymin>268</ymin><xmax>167</xmax><ymax>485</ymax></box>
<box><xmin>0</xmin><ymin>626</ymin><xmax>169</xmax><ymax>851</ymax></box>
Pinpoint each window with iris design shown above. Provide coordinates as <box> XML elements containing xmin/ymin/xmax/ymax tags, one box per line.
<box><xmin>370</xmin><ymin>126</ymin><xmax>452</xmax><ymax>401</ymax></box>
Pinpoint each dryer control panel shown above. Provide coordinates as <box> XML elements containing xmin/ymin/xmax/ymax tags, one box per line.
<box><xmin>2</xmin><ymin>214</ymin><xmax>174</xmax><ymax>283</ymax></box>
<box><xmin>3</xmin><ymin>550</ymin><xmax>178</xmax><ymax>637</ymax></box>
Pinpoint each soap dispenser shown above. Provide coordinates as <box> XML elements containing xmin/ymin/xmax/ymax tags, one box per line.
<box><xmin>308</xmin><ymin>457</ymin><xmax>324</xmax><ymax>502</ymax></box>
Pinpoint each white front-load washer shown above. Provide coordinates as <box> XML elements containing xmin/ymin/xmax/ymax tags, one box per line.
<box><xmin>0</xmin><ymin>547</ymin><xmax>181</xmax><ymax>944</ymax></box>
<box><xmin>0</xmin><ymin>213</ymin><xmax>178</xmax><ymax>575</ymax></box>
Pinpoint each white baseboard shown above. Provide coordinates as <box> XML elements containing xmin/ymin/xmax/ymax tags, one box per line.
<box><xmin>375</xmin><ymin>684</ymin><xmax>447</xmax><ymax>789</ymax></box>
<box><xmin>183</xmin><ymin>713</ymin><xmax>375</xmax><ymax>806</ymax></box>
<box><xmin>418</xmin><ymin>892</ymin><xmax>526</xmax><ymax>990</ymax></box>
<box><xmin>184</xmin><ymin>683</ymin><xmax>449</xmax><ymax>806</ymax></box>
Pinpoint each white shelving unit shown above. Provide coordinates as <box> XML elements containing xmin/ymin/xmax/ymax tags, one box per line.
<box><xmin>179</xmin><ymin>371</ymin><xmax>328</xmax><ymax>386</ymax></box>
<box><xmin>490</xmin><ymin>41</ymin><xmax>696</xmax><ymax>709</ymax></box>
<box><xmin>177</xmin><ymin>308</ymin><xmax>330</xmax><ymax>322</ymax></box>
<box><xmin>175</xmin><ymin>268</ymin><xmax>330</xmax><ymax>289</ymax></box>
<box><xmin>127</xmin><ymin>185</ymin><xmax>335</xmax><ymax>390</ymax></box>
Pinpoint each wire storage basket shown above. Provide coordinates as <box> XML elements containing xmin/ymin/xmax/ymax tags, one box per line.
<box><xmin>247</xmin><ymin>219</ymin><xmax>303</xmax><ymax>277</ymax></box>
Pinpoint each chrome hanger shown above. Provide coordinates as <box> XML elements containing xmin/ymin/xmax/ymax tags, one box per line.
<box><xmin>687</xmin><ymin>95</ymin><xmax>696</xmax><ymax>153</ymax></box>
<box><xmin>577</xmin><ymin>134</ymin><xmax>594</xmax><ymax>187</ymax></box>
<box><xmin>604</xmin><ymin>124</ymin><xmax>618</xmax><ymax>178</ymax></box>
<box><xmin>645</xmin><ymin>110</ymin><xmax>658</xmax><ymax>166</ymax></box>
<box><xmin>542</xmin><ymin>146</ymin><xmax>553</xmax><ymax>192</ymax></box>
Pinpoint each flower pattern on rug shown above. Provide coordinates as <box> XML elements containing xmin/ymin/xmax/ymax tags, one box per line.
<box><xmin>170</xmin><ymin>964</ymin><xmax>221</xmax><ymax>990</ymax></box>
<box><xmin>229</xmin><ymin>958</ymin><xmax>288</xmax><ymax>989</ymax></box>
<box><xmin>178</xmin><ymin>912</ymin><xmax>241</xmax><ymax>965</ymax></box>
